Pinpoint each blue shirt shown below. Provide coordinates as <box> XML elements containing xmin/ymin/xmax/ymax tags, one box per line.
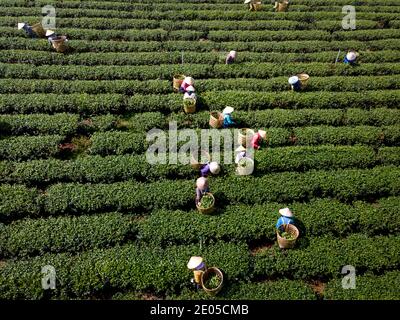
<box><xmin>276</xmin><ymin>216</ymin><xmax>295</xmax><ymax>229</ymax></box>
<box><xmin>223</xmin><ymin>114</ymin><xmax>235</xmax><ymax>128</ymax></box>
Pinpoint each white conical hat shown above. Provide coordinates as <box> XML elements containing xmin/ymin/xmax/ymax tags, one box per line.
<box><xmin>184</xmin><ymin>76</ymin><xmax>194</xmax><ymax>85</ymax></box>
<box><xmin>223</xmin><ymin>106</ymin><xmax>234</xmax><ymax>114</ymax></box>
<box><xmin>46</xmin><ymin>30</ymin><xmax>55</xmax><ymax>37</ymax></box>
<box><xmin>244</xmin><ymin>0</ymin><xmax>252</xmax><ymax>3</ymax></box>
<box><xmin>17</xmin><ymin>23</ymin><xmax>26</xmax><ymax>30</ymax></box>
<box><xmin>186</xmin><ymin>85</ymin><xmax>195</xmax><ymax>92</ymax></box>
<box><xmin>235</xmin><ymin>145</ymin><xmax>246</xmax><ymax>153</ymax></box>
<box><xmin>196</xmin><ymin>177</ymin><xmax>208</xmax><ymax>189</ymax></box>
<box><xmin>279</xmin><ymin>207</ymin><xmax>294</xmax><ymax>218</ymax></box>
<box><xmin>346</xmin><ymin>51</ymin><xmax>357</xmax><ymax>61</ymax></box>
<box><xmin>187</xmin><ymin>256</ymin><xmax>203</xmax><ymax>269</ymax></box>
<box><xmin>258</xmin><ymin>130</ymin><xmax>267</xmax><ymax>139</ymax></box>
<box><xmin>288</xmin><ymin>76</ymin><xmax>299</xmax><ymax>85</ymax></box>
<box><xmin>209</xmin><ymin>162</ymin><xmax>220</xmax><ymax>174</ymax></box>
<box><xmin>229</xmin><ymin>50</ymin><xmax>237</xmax><ymax>57</ymax></box>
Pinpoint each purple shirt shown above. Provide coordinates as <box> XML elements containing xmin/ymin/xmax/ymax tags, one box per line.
<box><xmin>200</xmin><ymin>164</ymin><xmax>210</xmax><ymax>177</ymax></box>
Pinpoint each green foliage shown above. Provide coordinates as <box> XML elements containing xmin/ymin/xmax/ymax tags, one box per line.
<box><xmin>253</xmin><ymin>234</ymin><xmax>400</xmax><ymax>279</ymax></box>
<box><xmin>0</xmin><ymin>241</ymin><xmax>250</xmax><ymax>299</ymax></box>
<box><xmin>324</xmin><ymin>271</ymin><xmax>400</xmax><ymax>300</ymax></box>
<box><xmin>0</xmin><ymin>185</ymin><xmax>40</xmax><ymax>219</ymax></box>
<box><xmin>0</xmin><ymin>135</ymin><xmax>63</xmax><ymax>161</ymax></box>
<box><xmin>0</xmin><ymin>213</ymin><xmax>137</xmax><ymax>258</ymax></box>
<box><xmin>0</xmin><ymin>113</ymin><xmax>78</xmax><ymax>136</ymax></box>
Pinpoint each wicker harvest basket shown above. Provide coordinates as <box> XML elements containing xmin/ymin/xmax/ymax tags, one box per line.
<box><xmin>201</xmin><ymin>267</ymin><xmax>224</xmax><ymax>295</ymax></box>
<box><xmin>276</xmin><ymin>224</ymin><xmax>299</xmax><ymax>249</ymax></box>
<box><xmin>31</xmin><ymin>23</ymin><xmax>45</xmax><ymax>37</ymax></box>
<box><xmin>238</xmin><ymin>128</ymin><xmax>255</xmax><ymax>147</ymax></box>
<box><xmin>276</xmin><ymin>1</ymin><xmax>289</xmax><ymax>12</ymax></box>
<box><xmin>196</xmin><ymin>193</ymin><xmax>215</xmax><ymax>215</ymax></box>
<box><xmin>51</xmin><ymin>36</ymin><xmax>68</xmax><ymax>53</ymax></box>
<box><xmin>297</xmin><ymin>73</ymin><xmax>310</xmax><ymax>88</ymax></box>
<box><xmin>173</xmin><ymin>74</ymin><xmax>185</xmax><ymax>92</ymax></box>
<box><xmin>209</xmin><ymin>112</ymin><xmax>224</xmax><ymax>129</ymax></box>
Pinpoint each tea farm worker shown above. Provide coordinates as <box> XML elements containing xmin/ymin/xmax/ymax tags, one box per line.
<box><xmin>179</xmin><ymin>76</ymin><xmax>195</xmax><ymax>93</ymax></box>
<box><xmin>17</xmin><ymin>23</ymin><xmax>36</xmax><ymax>38</ymax></box>
<box><xmin>235</xmin><ymin>146</ymin><xmax>247</xmax><ymax>164</ymax></box>
<box><xmin>195</xmin><ymin>177</ymin><xmax>209</xmax><ymax>205</ymax></box>
<box><xmin>344</xmin><ymin>51</ymin><xmax>358</xmax><ymax>65</ymax></box>
<box><xmin>251</xmin><ymin>129</ymin><xmax>267</xmax><ymax>150</ymax></box>
<box><xmin>46</xmin><ymin>30</ymin><xmax>60</xmax><ymax>44</ymax></box>
<box><xmin>225</xmin><ymin>51</ymin><xmax>237</xmax><ymax>65</ymax></box>
<box><xmin>200</xmin><ymin>161</ymin><xmax>221</xmax><ymax>177</ymax></box>
<box><xmin>222</xmin><ymin>106</ymin><xmax>236</xmax><ymax>128</ymax></box>
<box><xmin>187</xmin><ymin>256</ymin><xmax>206</xmax><ymax>286</ymax></box>
<box><xmin>276</xmin><ymin>207</ymin><xmax>295</xmax><ymax>229</ymax></box>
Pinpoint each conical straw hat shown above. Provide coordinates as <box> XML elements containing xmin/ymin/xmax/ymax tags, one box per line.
<box><xmin>187</xmin><ymin>256</ymin><xmax>203</xmax><ymax>269</ymax></box>
<box><xmin>279</xmin><ymin>207</ymin><xmax>294</xmax><ymax>218</ymax></box>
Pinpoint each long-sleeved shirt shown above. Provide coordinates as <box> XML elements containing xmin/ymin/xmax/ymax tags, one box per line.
<box><xmin>200</xmin><ymin>163</ymin><xmax>210</xmax><ymax>177</ymax></box>
<box><xmin>276</xmin><ymin>216</ymin><xmax>295</xmax><ymax>229</ymax></box>
<box><xmin>235</xmin><ymin>151</ymin><xmax>246</xmax><ymax>164</ymax></box>
<box><xmin>251</xmin><ymin>132</ymin><xmax>262</xmax><ymax>149</ymax></box>
<box><xmin>179</xmin><ymin>81</ymin><xmax>191</xmax><ymax>93</ymax></box>
<box><xmin>225</xmin><ymin>55</ymin><xmax>235</xmax><ymax>65</ymax></box>
<box><xmin>223</xmin><ymin>114</ymin><xmax>235</xmax><ymax>128</ymax></box>
<box><xmin>22</xmin><ymin>24</ymin><xmax>36</xmax><ymax>38</ymax></box>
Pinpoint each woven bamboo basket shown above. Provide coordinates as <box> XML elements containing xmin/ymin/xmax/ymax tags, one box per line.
<box><xmin>252</xmin><ymin>2</ymin><xmax>262</xmax><ymax>11</ymax></box>
<box><xmin>297</xmin><ymin>73</ymin><xmax>310</xmax><ymax>88</ymax></box>
<box><xmin>276</xmin><ymin>224</ymin><xmax>299</xmax><ymax>249</ymax></box>
<box><xmin>183</xmin><ymin>97</ymin><xmax>196</xmax><ymax>114</ymax></box>
<box><xmin>237</xmin><ymin>157</ymin><xmax>254</xmax><ymax>176</ymax></box>
<box><xmin>209</xmin><ymin>112</ymin><xmax>224</xmax><ymax>129</ymax></box>
<box><xmin>238</xmin><ymin>128</ymin><xmax>255</xmax><ymax>147</ymax></box>
<box><xmin>51</xmin><ymin>36</ymin><xmax>68</xmax><ymax>53</ymax></box>
<box><xmin>173</xmin><ymin>74</ymin><xmax>185</xmax><ymax>92</ymax></box>
<box><xmin>201</xmin><ymin>267</ymin><xmax>224</xmax><ymax>295</ymax></box>
<box><xmin>196</xmin><ymin>193</ymin><xmax>215</xmax><ymax>215</ymax></box>
<box><xmin>276</xmin><ymin>1</ymin><xmax>289</xmax><ymax>12</ymax></box>
<box><xmin>31</xmin><ymin>23</ymin><xmax>45</xmax><ymax>37</ymax></box>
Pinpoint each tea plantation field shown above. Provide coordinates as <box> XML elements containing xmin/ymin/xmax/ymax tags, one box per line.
<box><xmin>0</xmin><ymin>0</ymin><xmax>400</xmax><ymax>300</ymax></box>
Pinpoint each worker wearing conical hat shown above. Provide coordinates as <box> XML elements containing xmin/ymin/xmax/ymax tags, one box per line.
<box><xmin>46</xmin><ymin>29</ymin><xmax>59</xmax><ymax>44</ymax></box>
<box><xmin>245</xmin><ymin>0</ymin><xmax>261</xmax><ymax>11</ymax></box>
<box><xmin>276</xmin><ymin>208</ymin><xmax>295</xmax><ymax>229</ymax></box>
<box><xmin>187</xmin><ymin>256</ymin><xmax>206</xmax><ymax>287</ymax></box>
<box><xmin>200</xmin><ymin>161</ymin><xmax>221</xmax><ymax>177</ymax></box>
<box><xmin>179</xmin><ymin>76</ymin><xmax>195</xmax><ymax>93</ymax></box>
<box><xmin>225</xmin><ymin>50</ymin><xmax>237</xmax><ymax>65</ymax></box>
<box><xmin>235</xmin><ymin>146</ymin><xmax>247</xmax><ymax>164</ymax></box>
<box><xmin>195</xmin><ymin>177</ymin><xmax>209</xmax><ymax>205</ymax></box>
<box><xmin>18</xmin><ymin>23</ymin><xmax>36</xmax><ymax>38</ymax></box>
<box><xmin>222</xmin><ymin>106</ymin><xmax>236</xmax><ymax>128</ymax></box>
<box><xmin>344</xmin><ymin>51</ymin><xmax>358</xmax><ymax>65</ymax></box>
<box><xmin>251</xmin><ymin>129</ymin><xmax>267</xmax><ymax>150</ymax></box>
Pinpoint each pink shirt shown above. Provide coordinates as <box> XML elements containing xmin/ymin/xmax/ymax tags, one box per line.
<box><xmin>251</xmin><ymin>132</ymin><xmax>262</xmax><ymax>149</ymax></box>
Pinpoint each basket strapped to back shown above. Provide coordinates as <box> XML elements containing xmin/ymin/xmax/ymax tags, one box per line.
<box><xmin>31</xmin><ymin>23</ymin><xmax>45</xmax><ymax>37</ymax></box>
<box><xmin>51</xmin><ymin>36</ymin><xmax>68</xmax><ymax>53</ymax></box>
<box><xmin>209</xmin><ymin>112</ymin><xmax>224</xmax><ymax>128</ymax></box>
